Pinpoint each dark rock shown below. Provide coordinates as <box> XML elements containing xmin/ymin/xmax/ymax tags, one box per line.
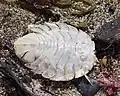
<box><xmin>18</xmin><ymin>0</ymin><xmax>60</xmax><ymax>22</ymax></box>
<box><xmin>0</xmin><ymin>62</ymin><xmax>34</xmax><ymax>96</ymax></box>
<box><xmin>94</xmin><ymin>17</ymin><xmax>120</xmax><ymax>58</ymax></box>
<box><xmin>72</xmin><ymin>76</ymin><xmax>100</xmax><ymax>96</ymax></box>
<box><xmin>108</xmin><ymin>5</ymin><xmax>115</xmax><ymax>15</ymax></box>
<box><xmin>95</xmin><ymin>18</ymin><xmax>120</xmax><ymax>42</ymax></box>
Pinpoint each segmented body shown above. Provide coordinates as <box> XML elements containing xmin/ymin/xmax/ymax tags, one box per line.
<box><xmin>14</xmin><ymin>22</ymin><xmax>96</xmax><ymax>81</ymax></box>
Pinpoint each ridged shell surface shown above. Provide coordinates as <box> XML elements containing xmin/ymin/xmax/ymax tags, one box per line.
<box><xmin>14</xmin><ymin>22</ymin><xmax>96</xmax><ymax>81</ymax></box>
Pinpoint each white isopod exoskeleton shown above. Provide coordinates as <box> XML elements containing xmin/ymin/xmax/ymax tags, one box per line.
<box><xmin>14</xmin><ymin>22</ymin><xmax>97</xmax><ymax>81</ymax></box>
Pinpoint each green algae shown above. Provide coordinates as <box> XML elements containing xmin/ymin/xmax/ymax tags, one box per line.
<box><xmin>55</xmin><ymin>0</ymin><xmax>96</xmax><ymax>16</ymax></box>
<box><xmin>55</xmin><ymin>0</ymin><xmax>72</xmax><ymax>8</ymax></box>
<box><xmin>66</xmin><ymin>21</ymin><xmax>89</xmax><ymax>30</ymax></box>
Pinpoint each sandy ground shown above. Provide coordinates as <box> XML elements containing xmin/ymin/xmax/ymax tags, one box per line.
<box><xmin>0</xmin><ymin>0</ymin><xmax>120</xmax><ymax>96</ymax></box>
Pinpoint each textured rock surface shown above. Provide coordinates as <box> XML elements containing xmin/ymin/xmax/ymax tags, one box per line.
<box><xmin>95</xmin><ymin>17</ymin><xmax>120</xmax><ymax>43</ymax></box>
<box><xmin>1</xmin><ymin>0</ymin><xmax>120</xmax><ymax>96</ymax></box>
<box><xmin>94</xmin><ymin>17</ymin><xmax>120</xmax><ymax>58</ymax></box>
<box><xmin>14</xmin><ymin>22</ymin><xmax>96</xmax><ymax>81</ymax></box>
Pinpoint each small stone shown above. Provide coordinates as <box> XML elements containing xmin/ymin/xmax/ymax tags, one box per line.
<box><xmin>108</xmin><ymin>5</ymin><xmax>115</xmax><ymax>15</ymax></box>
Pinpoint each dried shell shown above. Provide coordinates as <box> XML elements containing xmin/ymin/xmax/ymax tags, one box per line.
<box><xmin>14</xmin><ymin>22</ymin><xmax>96</xmax><ymax>81</ymax></box>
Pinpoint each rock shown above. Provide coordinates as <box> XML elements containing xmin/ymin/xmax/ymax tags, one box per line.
<box><xmin>94</xmin><ymin>17</ymin><xmax>120</xmax><ymax>57</ymax></box>
<box><xmin>95</xmin><ymin>18</ymin><xmax>120</xmax><ymax>43</ymax></box>
<box><xmin>72</xmin><ymin>76</ymin><xmax>100</xmax><ymax>96</ymax></box>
